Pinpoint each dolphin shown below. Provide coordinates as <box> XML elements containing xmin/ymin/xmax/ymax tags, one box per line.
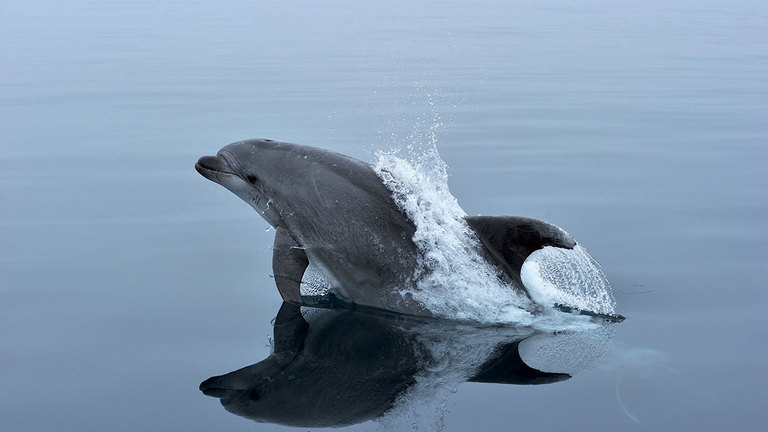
<box><xmin>195</xmin><ymin>139</ymin><xmax>578</xmax><ymax>315</ymax></box>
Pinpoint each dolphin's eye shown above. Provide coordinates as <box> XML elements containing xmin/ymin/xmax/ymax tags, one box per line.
<box><xmin>246</xmin><ymin>175</ymin><xmax>258</xmax><ymax>184</ymax></box>
<box><xmin>248</xmin><ymin>388</ymin><xmax>259</xmax><ymax>400</ymax></box>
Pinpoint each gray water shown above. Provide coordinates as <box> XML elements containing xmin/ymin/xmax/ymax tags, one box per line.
<box><xmin>2</xmin><ymin>0</ymin><xmax>767</xmax><ymax>430</ymax></box>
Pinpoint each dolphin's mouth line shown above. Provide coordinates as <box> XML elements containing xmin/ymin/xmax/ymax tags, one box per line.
<box><xmin>194</xmin><ymin>162</ymin><xmax>237</xmax><ymax>177</ymax></box>
<box><xmin>195</xmin><ymin>154</ymin><xmax>240</xmax><ymax>179</ymax></box>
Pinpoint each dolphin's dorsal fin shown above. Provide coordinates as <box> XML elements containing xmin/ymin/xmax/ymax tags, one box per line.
<box><xmin>272</xmin><ymin>302</ymin><xmax>309</xmax><ymax>364</ymax></box>
<box><xmin>272</xmin><ymin>227</ymin><xmax>309</xmax><ymax>304</ymax></box>
<box><xmin>465</xmin><ymin>216</ymin><xmax>576</xmax><ymax>290</ymax></box>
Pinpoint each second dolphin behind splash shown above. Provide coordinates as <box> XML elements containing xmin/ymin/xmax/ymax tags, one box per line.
<box><xmin>200</xmin><ymin>302</ymin><xmax>613</xmax><ymax>428</ymax></box>
<box><xmin>196</xmin><ymin>139</ymin><xmax>620</xmax><ymax>321</ymax></box>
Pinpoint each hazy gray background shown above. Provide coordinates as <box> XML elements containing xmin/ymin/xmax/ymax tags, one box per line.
<box><xmin>2</xmin><ymin>0</ymin><xmax>766</xmax><ymax>430</ymax></box>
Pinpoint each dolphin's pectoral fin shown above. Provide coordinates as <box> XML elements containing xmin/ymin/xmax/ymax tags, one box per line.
<box><xmin>465</xmin><ymin>216</ymin><xmax>576</xmax><ymax>290</ymax></box>
<box><xmin>272</xmin><ymin>301</ymin><xmax>309</xmax><ymax>364</ymax></box>
<box><xmin>468</xmin><ymin>340</ymin><xmax>571</xmax><ymax>385</ymax></box>
<box><xmin>272</xmin><ymin>227</ymin><xmax>309</xmax><ymax>304</ymax></box>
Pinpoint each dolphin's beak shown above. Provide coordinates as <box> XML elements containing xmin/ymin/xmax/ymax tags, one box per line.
<box><xmin>195</xmin><ymin>155</ymin><xmax>236</xmax><ymax>182</ymax></box>
<box><xmin>200</xmin><ymin>376</ymin><xmax>237</xmax><ymax>398</ymax></box>
<box><xmin>200</xmin><ymin>374</ymin><xmax>257</xmax><ymax>400</ymax></box>
<box><xmin>199</xmin><ymin>379</ymin><xmax>230</xmax><ymax>398</ymax></box>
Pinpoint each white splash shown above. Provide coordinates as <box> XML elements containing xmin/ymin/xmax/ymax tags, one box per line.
<box><xmin>373</xmin><ymin>138</ymin><xmax>617</xmax><ymax>326</ymax></box>
<box><xmin>375</xmin><ymin>150</ymin><xmax>534</xmax><ymax>324</ymax></box>
<box><xmin>299</xmin><ymin>264</ymin><xmax>333</xmax><ymax>296</ymax></box>
<box><xmin>521</xmin><ymin>245</ymin><xmax>616</xmax><ymax>315</ymax></box>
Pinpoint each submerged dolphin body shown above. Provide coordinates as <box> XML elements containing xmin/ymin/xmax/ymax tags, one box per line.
<box><xmin>196</xmin><ymin>139</ymin><xmax>577</xmax><ymax>315</ymax></box>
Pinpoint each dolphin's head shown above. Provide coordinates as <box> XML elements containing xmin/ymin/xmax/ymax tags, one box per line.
<box><xmin>197</xmin><ymin>138</ymin><xmax>381</xmax><ymax>233</ymax></box>
<box><xmin>196</xmin><ymin>139</ymin><xmax>302</xmax><ymax>227</ymax></box>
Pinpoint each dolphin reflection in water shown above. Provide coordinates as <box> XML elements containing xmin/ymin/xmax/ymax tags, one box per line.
<box><xmin>200</xmin><ymin>301</ymin><xmax>614</xmax><ymax>428</ymax></box>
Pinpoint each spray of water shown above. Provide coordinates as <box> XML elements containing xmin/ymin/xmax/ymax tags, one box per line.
<box><xmin>522</xmin><ymin>245</ymin><xmax>617</xmax><ymax>315</ymax></box>
<box><xmin>371</xmin><ymin>90</ymin><xmax>617</xmax><ymax>326</ymax></box>
<box><xmin>299</xmin><ymin>263</ymin><xmax>333</xmax><ymax>296</ymax></box>
<box><xmin>375</xmin><ymin>151</ymin><xmax>535</xmax><ymax>324</ymax></box>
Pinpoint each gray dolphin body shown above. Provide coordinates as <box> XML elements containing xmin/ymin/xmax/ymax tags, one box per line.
<box><xmin>196</xmin><ymin>139</ymin><xmax>576</xmax><ymax>315</ymax></box>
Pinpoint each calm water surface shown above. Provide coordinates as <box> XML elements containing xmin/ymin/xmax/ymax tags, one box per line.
<box><xmin>2</xmin><ymin>1</ymin><xmax>767</xmax><ymax>430</ymax></box>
